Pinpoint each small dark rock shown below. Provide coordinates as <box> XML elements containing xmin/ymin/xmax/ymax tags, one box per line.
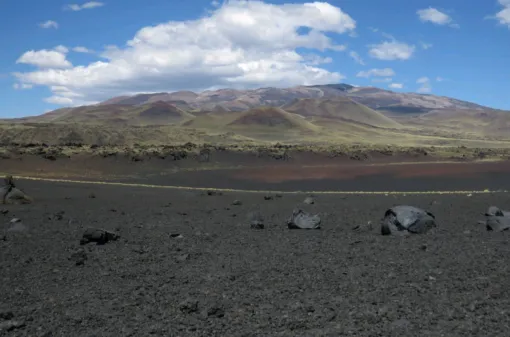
<box><xmin>69</xmin><ymin>250</ymin><xmax>87</xmax><ymax>266</ymax></box>
<box><xmin>49</xmin><ymin>211</ymin><xmax>64</xmax><ymax>221</ymax></box>
<box><xmin>179</xmin><ymin>299</ymin><xmax>199</xmax><ymax>314</ymax></box>
<box><xmin>264</xmin><ymin>195</ymin><xmax>273</xmax><ymax>200</ymax></box>
<box><xmin>248</xmin><ymin>211</ymin><xmax>264</xmax><ymax>229</ymax></box>
<box><xmin>0</xmin><ymin>320</ymin><xmax>25</xmax><ymax>332</ymax></box>
<box><xmin>43</xmin><ymin>154</ymin><xmax>57</xmax><ymax>161</ymax></box>
<box><xmin>80</xmin><ymin>228</ymin><xmax>119</xmax><ymax>245</ymax></box>
<box><xmin>88</xmin><ymin>193</ymin><xmax>96</xmax><ymax>199</ymax></box>
<box><xmin>232</xmin><ymin>200</ymin><xmax>242</xmax><ymax>206</ymax></box>
<box><xmin>352</xmin><ymin>222</ymin><xmax>373</xmax><ymax>233</ymax></box>
<box><xmin>206</xmin><ymin>190</ymin><xmax>222</xmax><ymax>196</ymax></box>
<box><xmin>251</xmin><ymin>222</ymin><xmax>264</xmax><ymax>229</ymax></box>
<box><xmin>207</xmin><ymin>306</ymin><xmax>225</xmax><ymax>318</ymax></box>
<box><xmin>176</xmin><ymin>254</ymin><xmax>190</xmax><ymax>262</ymax></box>
<box><xmin>0</xmin><ymin>311</ymin><xmax>14</xmax><ymax>320</ymax></box>
<box><xmin>7</xmin><ymin>222</ymin><xmax>27</xmax><ymax>232</ymax></box>
<box><xmin>0</xmin><ymin>209</ymin><xmax>8</xmax><ymax>215</ymax></box>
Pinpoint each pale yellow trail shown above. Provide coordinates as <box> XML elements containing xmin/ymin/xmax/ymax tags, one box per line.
<box><xmin>7</xmin><ymin>175</ymin><xmax>508</xmax><ymax>195</ymax></box>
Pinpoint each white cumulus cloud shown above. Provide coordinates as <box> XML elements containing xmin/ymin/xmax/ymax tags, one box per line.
<box><xmin>39</xmin><ymin>20</ymin><xmax>59</xmax><ymax>29</ymax></box>
<box><xmin>16</xmin><ymin>49</ymin><xmax>72</xmax><ymax>69</ymax></box>
<box><xmin>389</xmin><ymin>83</ymin><xmax>403</xmax><ymax>89</ymax></box>
<box><xmin>73</xmin><ymin>46</ymin><xmax>94</xmax><ymax>53</ymax></box>
<box><xmin>416</xmin><ymin>77</ymin><xmax>432</xmax><ymax>93</ymax></box>
<box><xmin>356</xmin><ymin>68</ymin><xmax>395</xmax><ymax>78</ymax></box>
<box><xmin>349</xmin><ymin>51</ymin><xmax>364</xmax><ymax>65</ymax></box>
<box><xmin>15</xmin><ymin>0</ymin><xmax>356</xmax><ymax>106</ymax></box>
<box><xmin>420</xmin><ymin>42</ymin><xmax>433</xmax><ymax>50</ymax></box>
<box><xmin>54</xmin><ymin>45</ymin><xmax>69</xmax><ymax>53</ymax></box>
<box><xmin>371</xmin><ymin>78</ymin><xmax>392</xmax><ymax>83</ymax></box>
<box><xmin>417</xmin><ymin>7</ymin><xmax>458</xmax><ymax>28</ymax></box>
<box><xmin>13</xmin><ymin>83</ymin><xmax>33</xmax><ymax>90</ymax></box>
<box><xmin>491</xmin><ymin>0</ymin><xmax>510</xmax><ymax>27</ymax></box>
<box><xmin>65</xmin><ymin>1</ymin><xmax>104</xmax><ymax>11</ymax></box>
<box><xmin>368</xmin><ymin>40</ymin><xmax>415</xmax><ymax>60</ymax></box>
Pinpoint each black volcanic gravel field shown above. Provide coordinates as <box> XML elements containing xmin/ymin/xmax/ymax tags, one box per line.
<box><xmin>2</xmin><ymin>179</ymin><xmax>510</xmax><ymax>336</ymax></box>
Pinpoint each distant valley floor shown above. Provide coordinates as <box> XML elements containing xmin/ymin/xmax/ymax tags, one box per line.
<box><xmin>2</xmin><ymin>145</ymin><xmax>510</xmax><ymax>192</ymax></box>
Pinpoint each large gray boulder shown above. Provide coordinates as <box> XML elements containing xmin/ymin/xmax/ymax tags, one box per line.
<box><xmin>287</xmin><ymin>209</ymin><xmax>321</xmax><ymax>229</ymax></box>
<box><xmin>381</xmin><ymin>205</ymin><xmax>436</xmax><ymax>235</ymax></box>
<box><xmin>485</xmin><ymin>206</ymin><xmax>510</xmax><ymax>217</ymax></box>
<box><xmin>1</xmin><ymin>176</ymin><xmax>32</xmax><ymax>205</ymax></box>
<box><xmin>484</xmin><ymin>216</ymin><xmax>510</xmax><ymax>232</ymax></box>
<box><xmin>480</xmin><ymin>206</ymin><xmax>510</xmax><ymax>232</ymax></box>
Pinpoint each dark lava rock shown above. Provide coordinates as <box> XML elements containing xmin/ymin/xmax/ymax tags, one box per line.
<box><xmin>0</xmin><ymin>320</ymin><xmax>25</xmax><ymax>332</ymax></box>
<box><xmin>484</xmin><ymin>216</ymin><xmax>510</xmax><ymax>232</ymax></box>
<box><xmin>206</xmin><ymin>190</ymin><xmax>222</xmax><ymax>196</ymax></box>
<box><xmin>485</xmin><ymin>206</ymin><xmax>510</xmax><ymax>217</ymax></box>
<box><xmin>206</xmin><ymin>305</ymin><xmax>225</xmax><ymax>318</ymax></box>
<box><xmin>7</xmin><ymin>222</ymin><xmax>27</xmax><ymax>233</ymax></box>
<box><xmin>0</xmin><ymin>209</ymin><xmax>8</xmax><ymax>215</ymax></box>
<box><xmin>69</xmin><ymin>250</ymin><xmax>87</xmax><ymax>266</ymax></box>
<box><xmin>0</xmin><ymin>311</ymin><xmax>14</xmax><ymax>320</ymax></box>
<box><xmin>1</xmin><ymin>176</ymin><xmax>32</xmax><ymax>205</ymax></box>
<box><xmin>179</xmin><ymin>299</ymin><xmax>199</xmax><ymax>314</ymax></box>
<box><xmin>352</xmin><ymin>221</ymin><xmax>373</xmax><ymax>233</ymax></box>
<box><xmin>251</xmin><ymin>222</ymin><xmax>264</xmax><ymax>230</ymax></box>
<box><xmin>380</xmin><ymin>206</ymin><xmax>436</xmax><ymax>235</ymax></box>
<box><xmin>43</xmin><ymin>154</ymin><xmax>57</xmax><ymax>161</ymax></box>
<box><xmin>264</xmin><ymin>195</ymin><xmax>273</xmax><ymax>200</ymax></box>
<box><xmin>80</xmin><ymin>228</ymin><xmax>119</xmax><ymax>245</ymax></box>
<box><xmin>49</xmin><ymin>211</ymin><xmax>65</xmax><ymax>221</ymax></box>
<box><xmin>479</xmin><ymin>205</ymin><xmax>510</xmax><ymax>232</ymax></box>
<box><xmin>232</xmin><ymin>200</ymin><xmax>242</xmax><ymax>206</ymax></box>
<box><xmin>248</xmin><ymin>211</ymin><xmax>264</xmax><ymax>229</ymax></box>
<box><xmin>287</xmin><ymin>209</ymin><xmax>321</xmax><ymax>229</ymax></box>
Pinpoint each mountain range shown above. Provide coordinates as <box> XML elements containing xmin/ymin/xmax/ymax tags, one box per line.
<box><xmin>2</xmin><ymin>84</ymin><xmax>510</xmax><ymax>146</ymax></box>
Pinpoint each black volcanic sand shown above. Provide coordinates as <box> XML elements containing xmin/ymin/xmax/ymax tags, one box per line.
<box><xmin>2</xmin><ymin>180</ymin><xmax>510</xmax><ymax>336</ymax></box>
<box><xmin>139</xmin><ymin>161</ymin><xmax>510</xmax><ymax>191</ymax></box>
<box><xmin>3</xmin><ymin>153</ymin><xmax>510</xmax><ymax>191</ymax></box>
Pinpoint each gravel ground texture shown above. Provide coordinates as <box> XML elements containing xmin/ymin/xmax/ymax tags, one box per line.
<box><xmin>2</xmin><ymin>180</ymin><xmax>510</xmax><ymax>337</ymax></box>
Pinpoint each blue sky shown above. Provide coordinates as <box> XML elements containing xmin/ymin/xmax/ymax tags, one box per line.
<box><xmin>1</xmin><ymin>0</ymin><xmax>509</xmax><ymax>117</ymax></box>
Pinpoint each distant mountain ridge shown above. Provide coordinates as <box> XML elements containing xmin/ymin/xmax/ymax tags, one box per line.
<box><xmin>96</xmin><ymin>83</ymin><xmax>492</xmax><ymax>114</ymax></box>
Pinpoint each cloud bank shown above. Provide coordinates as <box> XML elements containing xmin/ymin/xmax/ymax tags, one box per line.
<box><xmin>15</xmin><ymin>1</ymin><xmax>357</xmax><ymax>106</ymax></box>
